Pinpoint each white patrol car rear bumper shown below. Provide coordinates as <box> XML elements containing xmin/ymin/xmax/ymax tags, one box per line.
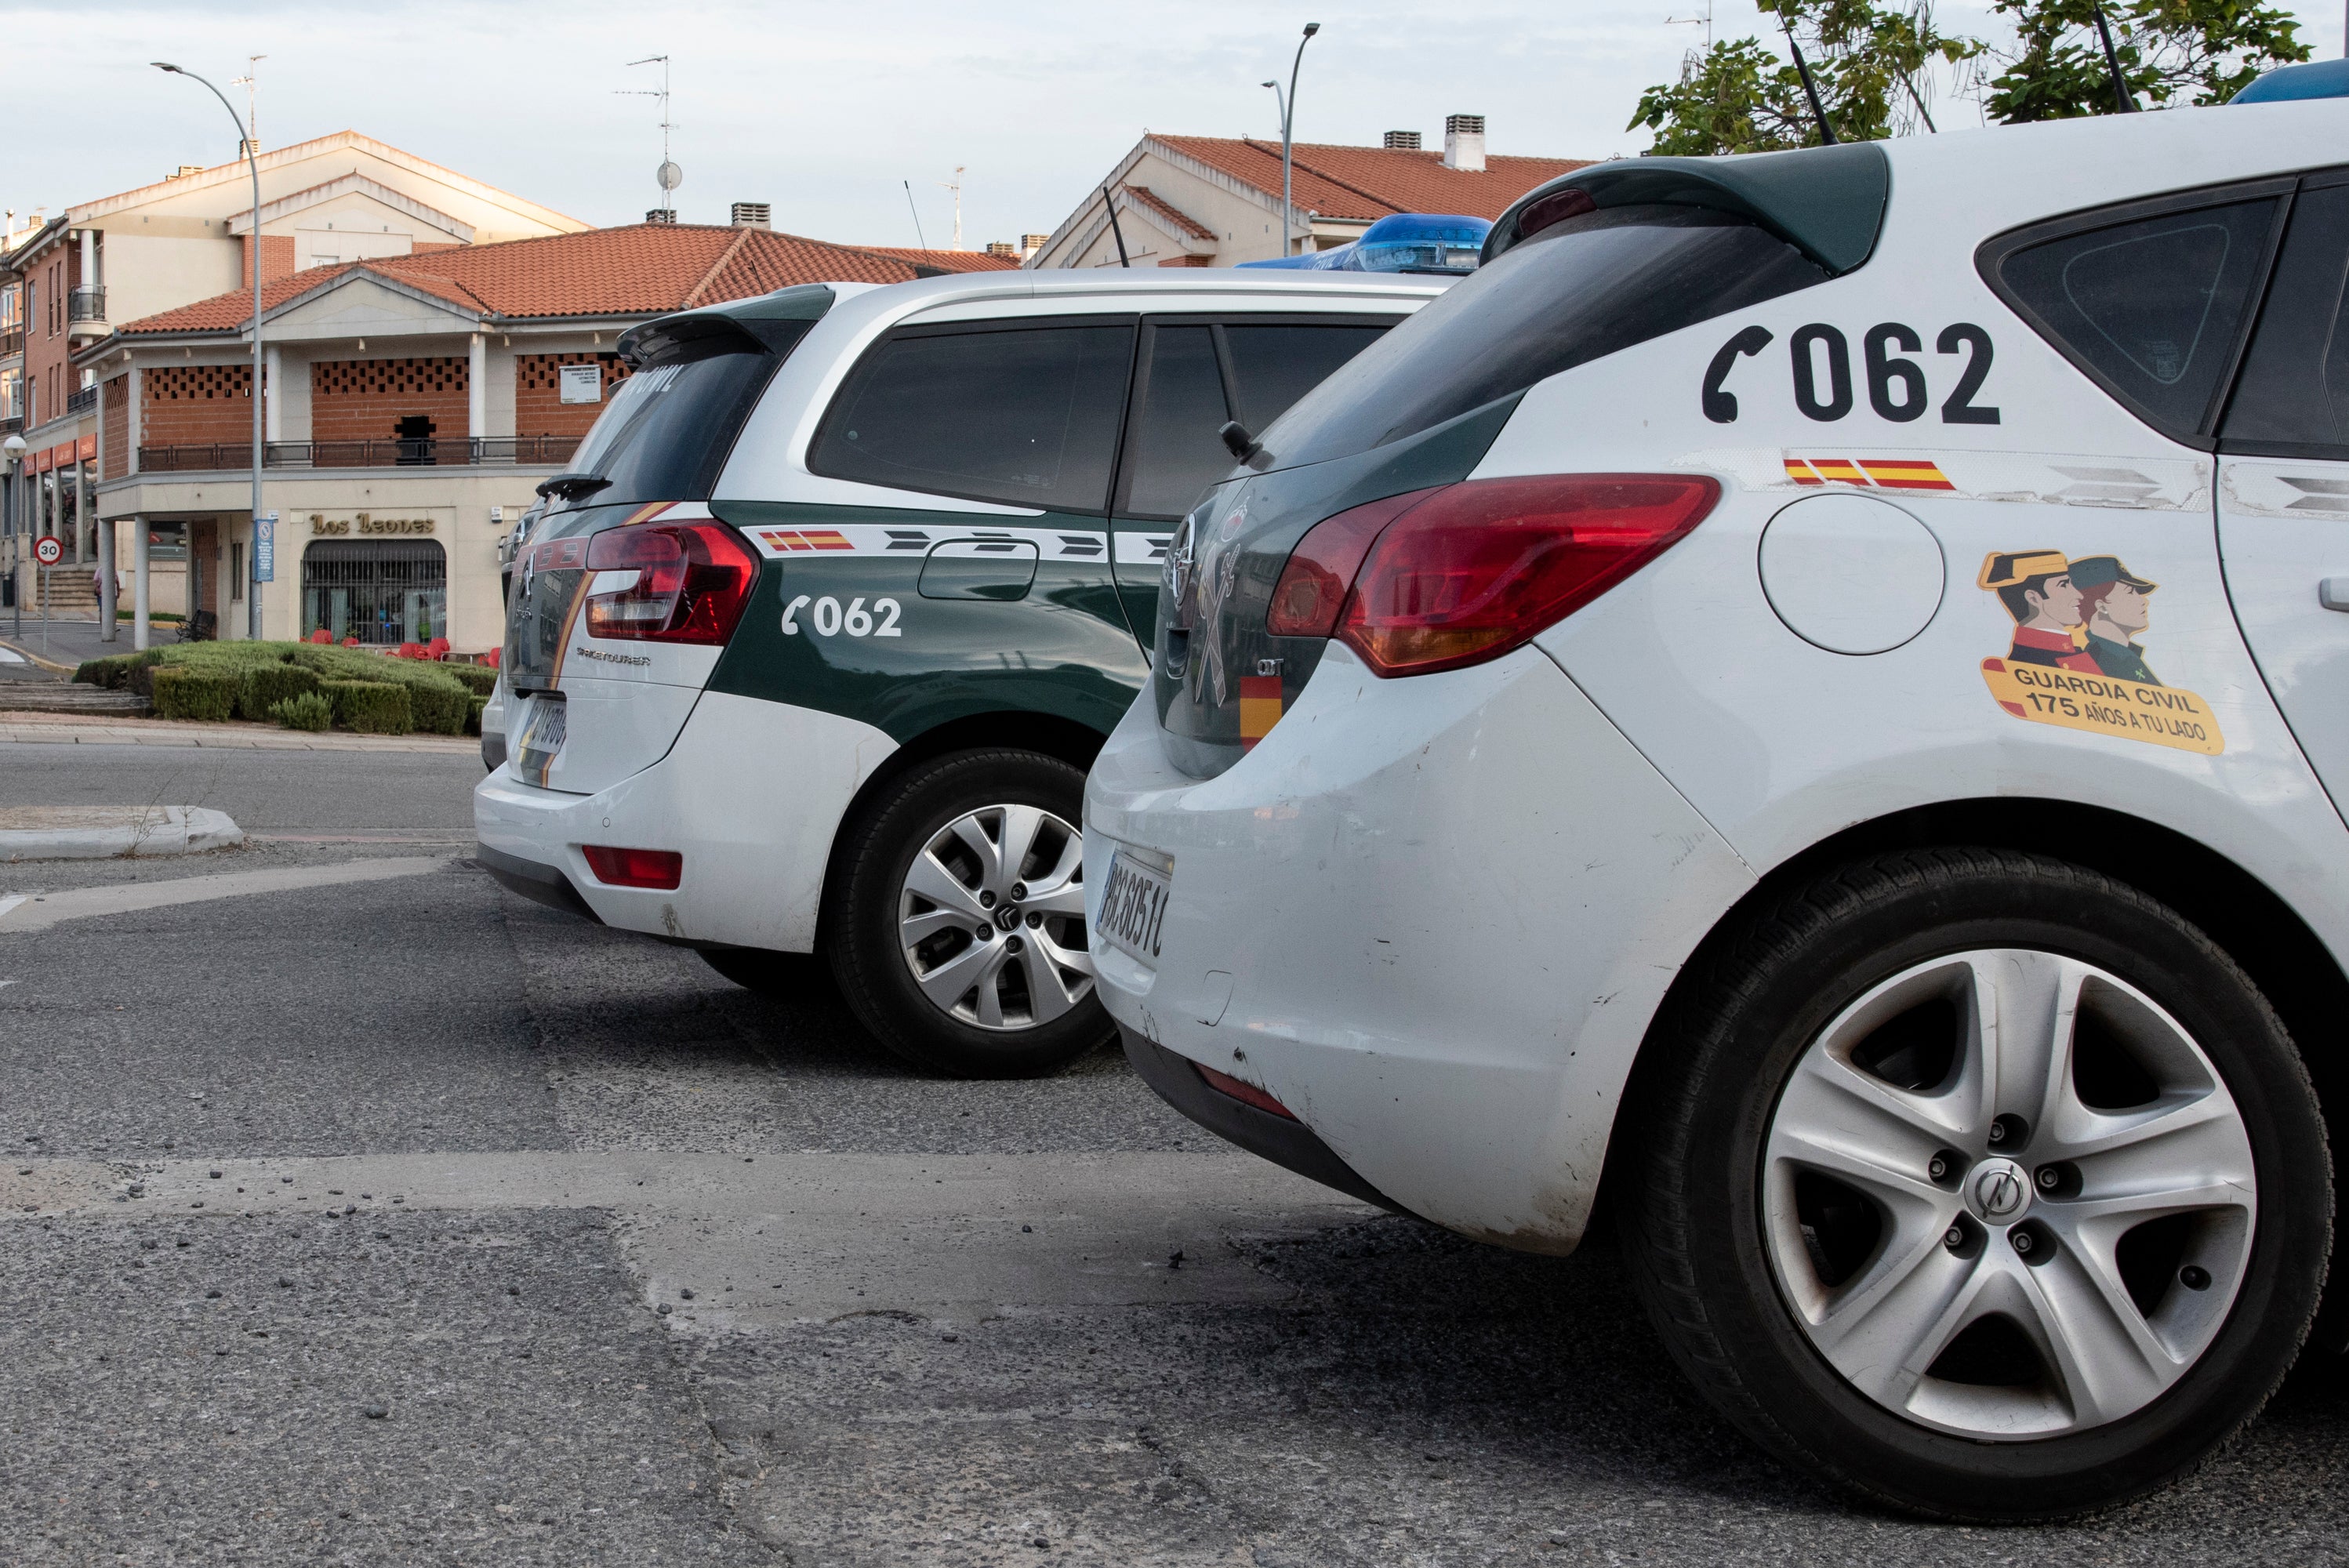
<box><xmin>1082</xmin><ymin>641</ymin><xmax>1757</xmax><ymax>1253</ymax></box>
<box><xmin>473</xmin><ymin>689</ymin><xmax>897</xmax><ymax>951</ymax></box>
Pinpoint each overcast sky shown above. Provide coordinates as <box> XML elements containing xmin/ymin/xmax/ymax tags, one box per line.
<box><xmin>5</xmin><ymin>1</ymin><xmax>2342</xmax><ymax>249</ymax></box>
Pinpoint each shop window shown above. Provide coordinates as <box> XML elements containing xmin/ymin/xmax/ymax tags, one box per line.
<box><xmin>303</xmin><ymin>539</ymin><xmax>446</xmax><ymax>645</ymax></box>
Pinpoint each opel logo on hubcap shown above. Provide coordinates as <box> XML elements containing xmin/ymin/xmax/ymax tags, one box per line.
<box><xmin>1966</xmin><ymin>1157</ymin><xmax>2032</xmax><ymax>1222</ymax></box>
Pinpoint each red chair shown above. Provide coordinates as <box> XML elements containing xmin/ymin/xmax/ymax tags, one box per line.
<box><xmin>341</xmin><ymin>637</ymin><xmax>361</xmax><ymax>648</ymax></box>
<box><xmin>307</xmin><ymin>628</ymin><xmax>333</xmax><ymax>644</ymax></box>
<box><xmin>427</xmin><ymin>637</ymin><xmax>452</xmax><ymax>659</ymax></box>
<box><xmin>397</xmin><ymin>642</ymin><xmax>423</xmax><ymax>660</ymax></box>
<box><xmin>483</xmin><ymin>648</ymin><xmax>501</xmax><ymax>670</ymax></box>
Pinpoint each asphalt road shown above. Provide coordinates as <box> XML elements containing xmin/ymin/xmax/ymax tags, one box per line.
<box><xmin>2</xmin><ymin>745</ymin><xmax>2346</xmax><ymax>1566</ymax></box>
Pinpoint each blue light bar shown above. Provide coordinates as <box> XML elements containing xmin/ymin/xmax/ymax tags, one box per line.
<box><xmin>2231</xmin><ymin>59</ymin><xmax>2349</xmax><ymax>103</ymax></box>
<box><xmin>1238</xmin><ymin>212</ymin><xmax>1491</xmax><ymax>274</ymax></box>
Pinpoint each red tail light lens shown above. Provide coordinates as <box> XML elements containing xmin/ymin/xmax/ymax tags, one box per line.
<box><xmin>1195</xmin><ymin>1062</ymin><xmax>1298</xmax><ymax>1121</ymax></box>
<box><xmin>583</xmin><ymin>521</ymin><xmax>757</xmax><ymax>644</ymax></box>
<box><xmin>581</xmin><ymin>844</ymin><xmax>684</xmax><ymax>890</ymax></box>
<box><xmin>1265</xmin><ymin>488</ymin><xmax>1440</xmax><ymax>637</ymax></box>
<box><xmin>1315</xmin><ymin>474</ymin><xmax>1718</xmax><ymax>677</ymax></box>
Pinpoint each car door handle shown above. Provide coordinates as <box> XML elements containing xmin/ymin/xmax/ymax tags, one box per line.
<box><xmin>2323</xmin><ymin>578</ymin><xmax>2349</xmax><ymax>612</ymax></box>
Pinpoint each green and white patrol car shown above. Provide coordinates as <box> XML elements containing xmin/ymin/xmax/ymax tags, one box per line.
<box><xmin>1086</xmin><ymin>100</ymin><xmax>2349</xmax><ymax>1515</ymax></box>
<box><xmin>474</xmin><ymin>270</ymin><xmax>1444</xmax><ymax>1076</ymax></box>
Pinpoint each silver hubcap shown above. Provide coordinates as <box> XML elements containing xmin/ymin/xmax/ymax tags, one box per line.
<box><xmin>897</xmin><ymin>804</ymin><xmax>1092</xmax><ymax>1032</ymax></box>
<box><xmin>1762</xmin><ymin>949</ymin><xmax>2256</xmax><ymax>1439</ymax></box>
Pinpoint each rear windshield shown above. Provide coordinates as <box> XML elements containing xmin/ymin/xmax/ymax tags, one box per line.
<box><xmin>1254</xmin><ymin>205</ymin><xmax>1832</xmax><ymax>470</ymax></box>
<box><xmin>550</xmin><ymin>324</ymin><xmax>806</xmax><ymax>512</ymax></box>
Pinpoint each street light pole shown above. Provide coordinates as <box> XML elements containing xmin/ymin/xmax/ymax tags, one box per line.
<box><xmin>154</xmin><ymin>62</ymin><xmax>265</xmax><ymax>640</ymax></box>
<box><xmin>1279</xmin><ymin>23</ymin><xmax>1320</xmax><ymax>258</ymax></box>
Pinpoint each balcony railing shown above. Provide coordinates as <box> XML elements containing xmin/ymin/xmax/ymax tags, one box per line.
<box><xmin>66</xmin><ymin>383</ymin><xmax>97</xmax><ymax>416</ymax></box>
<box><xmin>67</xmin><ymin>287</ymin><xmax>107</xmax><ymax>323</ymax></box>
<box><xmin>0</xmin><ymin>416</ymin><xmax>21</xmax><ymax>437</ymax></box>
<box><xmin>136</xmin><ymin>434</ymin><xmax>583</xmax><ymax>473</ymax></box>
<box><xmin>0</xmin><ymin>326</ymin><xmax>21</xmax><ymax>358</ymax></box>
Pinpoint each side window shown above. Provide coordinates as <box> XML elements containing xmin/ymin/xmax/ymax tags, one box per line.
<box><xmin>2221</xmin><ymin>178</ymin><xmax>2349</xmax><ymax>456</ymax></box>
<box><xmin>1120</xmin><ymin>326</ymin><xmax>1233</xmax><ymax>520</ymax></box>
<box><xmin>1222</xmin><ymin>323</ymin><xmax>1389</xmax><ymax>432</ymax></box>
<box><xmin>808</xmin><ymin>321</ymin><xmax>1135</xmax><ymax>512</ymax></box>
<box><xmin>1988</xmin><ymin>194</ymin><xmax>2284</xmax><ymax>445</ymax></box>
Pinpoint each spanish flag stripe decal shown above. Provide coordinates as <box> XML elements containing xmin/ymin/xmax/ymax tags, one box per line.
<box><xmin>1784</xmin><ymin>459</ymin><xmax>1824</xmax><ymax>485</ymax></box>
<box><xmin>1860</xmin><ymin>459</ymin><xmax>1957</xmax><ymax>491</ymax></box>
<box><xmin>1238</xmin><ymin>675</ymin><xmax>1283</xmax><ymax>750</ymax></box>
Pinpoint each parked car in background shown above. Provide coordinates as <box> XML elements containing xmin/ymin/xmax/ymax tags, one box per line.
<box><xmin>1087</xmin><ymin>103</ymin><xmax>2349</xmax><ymax>1517</ymax></box>
<box><xmin>476</xmin><ymin>269</ymin><xmax>1448</xmax><ymax>1076</ymax></box>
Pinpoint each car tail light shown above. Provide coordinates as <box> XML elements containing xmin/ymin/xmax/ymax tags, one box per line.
<box><xmin>1264</xmin><ymin>488</ymin><xmax>1440</xmax><ymax>637</ymax></box>
<box><xmin>1273</xmin><ymin>474</ymin><xmax>1717</xmax><ymax>677</ymax></box>
<box><xmin>581</xmin><ymin>844</ymin><xmax>683</xmax><ymax>890</ymax></box>
<box><xmin>582</xmin><ymin>521</ymin><xmax>757</xmax><ymax>644</ymax></box>
<box><xmin>1195</xmin><ymin>1062</ymin><xmax>1298</xmax><ymax>1121</ymax></box>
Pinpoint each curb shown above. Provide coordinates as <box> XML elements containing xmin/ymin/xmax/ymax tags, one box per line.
<box><xmin>0</xmin><ymin>637</ymin><xmax>80</xmax><ymax>677</ymax></box>
<box><xmin>0</xmin><ymin>806</ymin><xmax>245</xmax><ymax>862</ymax></box>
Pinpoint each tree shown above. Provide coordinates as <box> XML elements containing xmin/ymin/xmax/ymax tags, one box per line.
<box><xmin>1628</xmin><ymin>2</ymin><xmax>1980</xmax><ymax>155</ymax></box>
<box><xmin>1983</xmin><ymin>0</ymin><xmax>2309</xmax><ymax>120</ymax></box>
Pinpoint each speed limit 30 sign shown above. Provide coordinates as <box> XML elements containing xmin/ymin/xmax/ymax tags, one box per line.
<box><xmin>33</xmin><ymin>535</ymin><xmax>62</xmax><ymax>566</ymax></box>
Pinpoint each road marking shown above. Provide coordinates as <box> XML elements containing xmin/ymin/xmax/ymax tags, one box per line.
<box><xmin>0</xmin><ymin>1150</ymin><xmax>1372</xmax><ymax>1322</ymax></box>
<box><xmin>0</xmin><ymin>648</ymin><xmax>24</xmax><ymax>664</ymax></box>
<box><xmin>0</xmin><ymin>856</ymin><xmax>454</xmax><ymax>934</ymax></box>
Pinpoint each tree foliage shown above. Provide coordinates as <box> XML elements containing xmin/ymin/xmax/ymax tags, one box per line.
<box><xmin>1628</xmin><ymin>0</ymin><xmax>2308</xmax><ymax>154</ymax></box>
<box><xmin>1983</xmin><ymin>0</ymin><xmax>2309</xmax><ymax>120</ymax></box>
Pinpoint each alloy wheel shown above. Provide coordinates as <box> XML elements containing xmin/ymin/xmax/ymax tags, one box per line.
<box><xmin>896</xmin><ymin>804</ymin><xmax>1092</xmax><ymax>1032</ymax></box>
<box><xmin>1762</xmin><ymin>949</ymin><xmax>2256</xmax><ymax>1439</ymax></box>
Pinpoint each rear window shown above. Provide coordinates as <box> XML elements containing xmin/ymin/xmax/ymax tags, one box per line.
<box><xmin>554</xmin><ymin>325</ymin><xmax>802</xmax><ymax>511</ymax></box>
<box><xmin>1255</xmin><ymin>205</ymin><xmax>1832</xmax><ymax>470</ymax></box>
<box><xmin>2221</xmin><ymin>178</ymin><xmax>2349</xmax><ymax>456</ymax></box>
<box><xmin>809</xmin><ymin>321</ymin><xmax>1135</xmax><ymax>512</ymax></box>
<box><xmin>1988</xmin><ymin>194</ymin><xmax>2284</xmax><ymax>445</ymax></box>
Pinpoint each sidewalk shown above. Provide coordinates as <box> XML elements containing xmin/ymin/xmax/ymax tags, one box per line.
<box><xmin>0</xmin><ymin>613</ymin><xmax>129</xmax><ymax>675</ymax></box>
<box><xmin>0</xmin><ymin>710</ymin><xmax>478</xmax><ymax>754</ymax></box>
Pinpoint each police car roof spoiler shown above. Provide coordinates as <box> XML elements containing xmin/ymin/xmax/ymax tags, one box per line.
<box><xmin>617</xmin><ymin>282</ymin><xmax>838</xmax><ymax>367</ymax></box>
<box><xmin>2230</xmin><ymin>58</ymin><xmax>2349</xmax><ymax>103</ymax></box>
<box><xmin>1483</xmin><ymin>141</ymin><xmax>1890</xmax><ymax>276</ymax></box>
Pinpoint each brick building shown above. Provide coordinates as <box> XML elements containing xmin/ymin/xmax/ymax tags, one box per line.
<box><xmin>1029</xmin><ymin>117</ymin><xmax>1592</xmax><ymax>270</ymax></box>
<box><xmin>2</xmin><ymin>131</ymin><xmax>589</xmax><ymax>618</ymax></box>
<box><xmin>79</xmin><ymin>221</ymin><xmax>1015</xmax><ymax>651</ymax></box>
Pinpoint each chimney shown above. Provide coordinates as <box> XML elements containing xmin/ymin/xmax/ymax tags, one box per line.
<box><xmin>1443</xmin><ymin>114</ymin><xmax>1486</xmax><ymax>173</ymax></box>
<box><xmin>169</xmin><ymin>164</ymin><xmax>205</xmax><ymax>180</ymax></box>
<box><xmin>1383</xmin><ymin>130</ymin><xmax>1422</xmax><ymax>151</ymax></box>
<box><xmin>1020</xmin><ymin>233</ymin><xmax>1049</xmax><ymax>258</ymax></box>
<box><xmin>644</xmin><ymin>208</ymin><xmax>677</xmax><ymax>225</ymax></box>
<box><xmin>730</xmin><ymin>201</ymin><xmax>772</xmax><ymax>229</ymax></box>
<box><xmin>985</xmin><ymin>241</ymin><xmax>1018</xmax><ymax>258</ymax></box>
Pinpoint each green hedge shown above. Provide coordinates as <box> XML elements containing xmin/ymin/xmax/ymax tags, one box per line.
<box><xmin>238</xmin><ymin>662</ymin><xmax>322</xmax><ymax>721</ymax></box>
<box><xmin>320</xmin><ymin>680</ymin><xmax>413</xmax><ymax>735</ymax></box>
<box><xmin>445</xmin><ymin>663</ymin><xmax>499</xmax><ymax>696</ymax></box>
<box><xmin>466</xmin><ymin>695</ymin><xmax>489</xmax><ymax>735</ymax></box>
<box><xmin>74</xmin><ymin>651</ymin><xmax>161</xmax><ymax>690</ymax></box>
<box><xmin>151</xmin><ymin>666</ymin><xmax>239</xmax><ymax>723</ymax></box>
<box><xmin>270</xmin><ymin>691</ymin><xmax>334</xmax><ymax>732</ymax></box>
<box><xmin>404</xmin><ymin>677</ymin><xmax>469</xmax><ymax>736</ymax></box>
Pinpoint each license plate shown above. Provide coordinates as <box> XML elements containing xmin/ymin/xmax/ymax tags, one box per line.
<box><xmin>513</xmin><ymin>695</ymin><xmax>567</xmax><ymax>784</ymax></box>
<box><xmin>1097</xmin><ymin>848</ymin><xmax>1172</xmax><ymax>966</ymax></box>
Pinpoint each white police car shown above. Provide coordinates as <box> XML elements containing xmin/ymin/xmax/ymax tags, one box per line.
<box><xmin>473</xmin><ymin>269</ymin><xmax>1444</xmax><ymax>1076</ymax></box>
<box><xmin>1084</xmin><ymin>101</ymin><xmax>2349</xmax><ymax>1515</ymax></box>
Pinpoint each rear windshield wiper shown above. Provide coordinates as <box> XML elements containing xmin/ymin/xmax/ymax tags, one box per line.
<box><xmin>536</xmin><ymin>472</ymin><xmax>612</xmax><ymax>501</ymax></box>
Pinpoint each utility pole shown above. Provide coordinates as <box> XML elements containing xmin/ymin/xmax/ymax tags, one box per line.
<box><xmin>154</xmin><ymin>62</ymin><xmax>266</xmax><ymax>640</ymax></box>
<box><xmin>937</xmin><ymin>167</ymin><xmax>964</xmax><ymax>250</ymax></box>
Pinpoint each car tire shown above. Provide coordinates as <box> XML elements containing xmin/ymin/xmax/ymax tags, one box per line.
<box><xmin>826</xmin><ymin>748</ymin><xmax>1110</xmax><ymax>1078</ymax></box>
<box><xmin>1617</xmin><ymin>846</ymin><xmax>2329</xmax><ymax>1521</ymax></box>
<box><xmin>699</xmin><ymin>947</ymin><xmax>833</xmax><ymax>999</ymax></box>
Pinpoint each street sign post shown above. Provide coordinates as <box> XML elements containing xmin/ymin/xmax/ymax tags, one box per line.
<box><xmin>256</xmin><ymin>513</ymin><xmax>276</xmax><ymax>585</ymax></box>
<box><xmin>33</xmin><ymin>535</ymin><xmax>61</xmax><ymax>566</ymax></box>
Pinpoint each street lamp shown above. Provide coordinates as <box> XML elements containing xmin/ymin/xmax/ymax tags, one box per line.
<box><xmin>2</xmin><ymin>431</ymin><xmax>22</xmax><ymax>637</ymax></box>
<box><xmin>154</xmin><ymin>61</ymin><xmax>265</xmax><ymax>640</ymax></box>
<box><xmin>1275</xmin><ymin>23</ymin><xmax>1320</xmax><ymax>258</ymax></box>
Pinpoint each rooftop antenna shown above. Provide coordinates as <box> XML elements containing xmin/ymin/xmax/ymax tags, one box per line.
<box><xmin>937</xmin><ymin>166</ymin><xmax>964</xmax><ymax>250</ymax></box>
<box><xmin>902</xmin><ymin>180</ymin><xmax>928</xmax><ymax>249</ymax></box>
<box><xmin>229</xmin><ymin>55</ymin><xmax>265</xmax><ymax>154</ymax></box>
<box><xmin>2089</xmin><ymin>5</ymin><xmax>2138</xmax><ymax>111</ymax></box>
<box><xmin>1779</xmin><ymin>14</ymin><xmax>1839</xmax><ymax>143</ymax></box>
<box><xmin>620</xmin><ymin>56</ymin><xmax>681</xmax><ymax>216</ymax></box>
<box><xmin>1664</xmin><ymin>1</ymin><xmax>1714</xmax><ymax>51</ymax></box>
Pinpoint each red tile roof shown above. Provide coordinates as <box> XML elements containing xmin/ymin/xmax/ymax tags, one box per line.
<box><xmin>1153</xmin><ymin>135</ymin><xmax>1592</xmax><ymax>223</ymax></box>
<box><xmin>114</xmin><ymin>223</ymin><xmax>938</xmax><ymax>336</ymax></box>
<box><xmin>860</xmin><ymin>247</ymin><xmax>1023</xmax><ymax>274</ymax></box>
<box><xmin>1119</xmin><ymin>187</ymin><xmax>1215</xmax><ymax>242</ymax></box>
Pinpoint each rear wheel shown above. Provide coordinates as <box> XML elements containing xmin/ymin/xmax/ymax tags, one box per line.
<box><xmin>827</xmin><ymin>749</ymin><xmax>1109</xmax><ymax>1078</ymax></box>
<box><xmin>1620</xmin><ymin>848</ymin><xmax>2329</xmax><ymax>1519</ymax></box>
